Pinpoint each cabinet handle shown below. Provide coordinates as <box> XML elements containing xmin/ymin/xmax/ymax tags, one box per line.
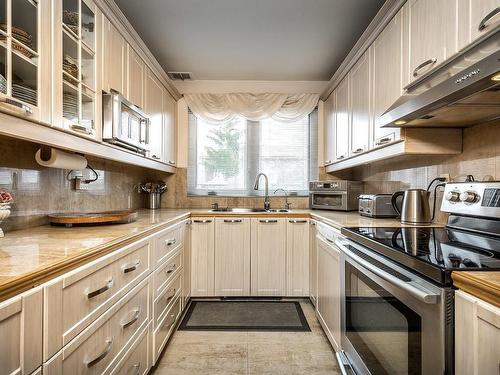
<box><xmin>352</xmin><ymin>148</ymin><xmax>364</xmax><ymax>154</ymax></box>
<box><xmin>132</xmin><ymin>363</ymin><xmax>141</xmax><ymax>375</ymax></box>
<box><xmin>120</xmin><ymin>308</ymin><xmax>140</xmax><ymax>329</ymax></box>
<box><xmin>85</xmin><ymin>339</ymin><xmax>113</xmax><ymax>367</ymax></box>
<box><xmin>86</xmin><ymin>279</ymin><xmax>114</xmax><ymax>299</ymax></box>
<box><xmin>337</xmin><ymin>155</ymin><xmax>345</xmax><ymax>160</ymax></box>
<box><xmin>122</xmin><ymin>260</ymin><xmax>141</xmax><ymax>274</ymax></box>
<box><xmin>168</xmin><ymin>160</ymin><xmax>176</xmax><ymax>165</ymax></box>
<box><xmin>310</xmin><ymin>221</ymin><xmax>316</xmax><ymax>226</ymax></box>
<box><xmin>193</xmin><ymin>219</ymin><xmax>212</xmax><ymax>223</ymax></box>
<box><xmin>413</xmin><ymin>58</ymin><xmax>437</xmax><ymax>77</ymax></box>
<box><xmin>375</xmin><ymin>137</ymin><xmax>392</xmax><ymax>146</ymax></box>
<box><xmin>223</xmin><ymin>219</ymin><xmax>242</xmax><ymax>223</ymax></box>
<box><xmin>0</xmin><ymin>98</ymin><xmax>33</xmax><ymax>115</ymax></box>
<box><xmin>165</xmin><ymin>238</ymin><xmax>177</xmax><ymax>246</ymax></box>
<box><xmin>163</xmin><ymin>312</ymin><xmax>177</xmax><ymax>328</ymax></box>
<box><xmin>70</xmin><ymin>123</ymin><xmax>94</xmax><ymax>135</ymax></box>
<box><xmin>259</xmin><ymin>219</ymin><xmax>278</xmax><ymax>223</ymax></box>
<box><xmin>289</xmin><ymin>220</ymin><xmax>307</xmax><ymax>223</ymax></box>
<box><xmin>478</xmin><ymin>7</ymin><xmax>500</xmax><ymax>31</ymax></box>
<box><xmin>151</xmin><ymin>155</ymin><xmax>161</xmax><ymax>160</ymax></box>
<box><xmin>324</xmin><ymin>160</ymin><xmax>332</xmax><ymax>164</ymax></box>
<box><xmin>166</xmin><ymin>263</ymin><xmax>177</xmax><ymax>274</ymax></box>
<box><xmin>165</xmin><ymin>288</ymin><xmax>176</xmax><ymax>301</ymax></box>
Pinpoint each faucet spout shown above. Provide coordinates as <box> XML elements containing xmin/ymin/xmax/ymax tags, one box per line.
<box><xmin>253</xmin><ymin>173</ymin><xmax>270</xmax><ymax>210</ymax></box>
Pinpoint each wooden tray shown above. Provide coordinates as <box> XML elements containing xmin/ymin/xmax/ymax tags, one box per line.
<box><xmin>48</xmin><ymin>210</ymin><xmax>138</xmax><ymax>227</ymax></box>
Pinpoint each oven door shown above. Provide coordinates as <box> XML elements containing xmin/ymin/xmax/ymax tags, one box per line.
<box><xmin>310</xmin><ymin>191</ymin><xmax>348</xmax><ymax>210</ymax></box>
<box><xmin>337</xmin><ymin>238</ymin><xmax>451</xmax><ymax>375</ymax></box>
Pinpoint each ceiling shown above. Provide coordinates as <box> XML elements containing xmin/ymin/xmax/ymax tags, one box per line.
<box><xmin>114</xmin><ymin>0</ymin><xmax>384</xmax><ymax>82</ymax></box>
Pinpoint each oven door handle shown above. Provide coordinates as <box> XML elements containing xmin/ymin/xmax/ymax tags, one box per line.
<box><xmin>337</xmin><ymin>239</ymin><xmax>441</xmax><ymax>305</ymax></box>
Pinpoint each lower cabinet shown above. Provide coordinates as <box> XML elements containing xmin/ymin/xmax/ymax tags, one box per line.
<box><xmin>309</xmin><ymin>220</ymin><xmax>318</xmax><ymax>306</ymax></box>
<box><xmin>190</xmin><ymin>217</ymin><xmax>215</xmax><ymax>297</ymax></box>
<box><xmin>455</xmin><ymin>290</ymin><xmax>500</xmax><ymax>375</ymax></box>
<box><xmin>250</xmin><ymin>218</ymin><xmax>287</xmax><ymax>296</ymax></box>
<box><xmin>109</xmin><ymin>324</ymin><xmax>151</xmax><ymax>375</ymax></box>
<box><xmin>214</xmin><ymin>218</ymin><xmax>251</xmax><ymax>296</ymax></box>
<box><xmin>316</xmin><ymin>236</ymin><xmax>341</xmax><ymax>350</ymax></box>
<box><xmin>286</xmin><ymin>219</ymin><xmax>309</xmax><ymax>297</ymax></box>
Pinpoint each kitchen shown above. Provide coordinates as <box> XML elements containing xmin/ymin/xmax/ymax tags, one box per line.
<box><xmin>0</xmin><ymin>0</ymin><xmax>499</xmax><ymax>374</ymax></box>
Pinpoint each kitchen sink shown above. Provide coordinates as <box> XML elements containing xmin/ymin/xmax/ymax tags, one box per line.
<box><xmin>210</xmin><ymin>207</ymin><xmax>290</xmax><ymax>213</ymax></box>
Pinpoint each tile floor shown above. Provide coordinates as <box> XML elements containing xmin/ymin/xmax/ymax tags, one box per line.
<box><xmin>152</xmin><ymin>300</ymin><xmax>341</xmax><ymax>375</ymax></box>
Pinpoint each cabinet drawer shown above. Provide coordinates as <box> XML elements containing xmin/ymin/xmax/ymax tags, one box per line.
<box><xmin>109</xmin><ymin>324</ymin><xmax>150</xmax><ymax>375</ymax></box>
<box><xmin>154</xmin><ymin>272</ymin><xmax>182</xmax><ymax>328</ymax></box>
<box><xmin>153</xmin><ymin>250</ymin><xmax>182</xmax><ymax>298</ymax></box>
<box><xmin>153</xmin><ymin>223</ymin><xmax>184</xmax><ymax>266</ymax></box>
<box><xmin>44</xmin><ymin>278</ymin><xmax>151</xmax><ymax>375</ymax></box>
<box><xmin>153</xmin><ymin>294</ymin><xmax>182</xmax><ymax>363</ymax></box>
<box><xmin>44</xmin><ymin>239</ymin><xmax>151</xmax><ymax>360</ymax></box>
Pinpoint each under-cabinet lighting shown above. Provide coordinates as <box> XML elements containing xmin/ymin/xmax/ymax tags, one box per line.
<box><xmin>394</xmin><ymin>120</ymin><xmax>407</xmax><ymax>125</ymax></box>
<box><xmin>491</xmin><ymin>73</ymin><xmax>500</xmax><ymax>81</ymax></box>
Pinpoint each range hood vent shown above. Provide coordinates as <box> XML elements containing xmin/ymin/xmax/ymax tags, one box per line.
<box><xmin>167</xmin><ymin>72</ymin><xmax>193</xmax><ymax>81</ymax></box>
<box><xmin>380</xmin><ymin>49</ymin><xmax>500</xmax><ymax>129</ymax></box>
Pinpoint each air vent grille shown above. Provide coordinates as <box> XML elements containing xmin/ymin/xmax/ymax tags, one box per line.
<box><xmin>167</xmin><ymin>72</ymin><xmax>192</xmax><ymax>81</ymax></box>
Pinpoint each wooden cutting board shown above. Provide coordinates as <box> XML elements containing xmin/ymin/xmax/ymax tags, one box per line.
<box><xmin>48</xmin><ymin>210</ymin><xmax>138</xmax><ymax>227</ymax></box>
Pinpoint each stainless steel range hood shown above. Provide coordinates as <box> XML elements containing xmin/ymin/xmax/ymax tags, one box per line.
<box><xmin>380</xmin><ymin>49</ymin><xmax>500</xmax><ymax>128</ymax></box>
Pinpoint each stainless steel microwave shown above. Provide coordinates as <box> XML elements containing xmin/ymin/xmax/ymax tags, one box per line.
<box><xmin>102</xmin><ymin>91</ymin><xmax>150</xmax><ymax>155</ymax></box>
<box><xmin>309</xmin><ymin>180</ymin><xmax>363</xmax><ymax>211</ymax></box>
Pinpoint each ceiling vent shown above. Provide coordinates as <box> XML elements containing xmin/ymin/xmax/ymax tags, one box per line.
<box><xmin>167</xmin><ymin>72</ymin><xmax>192</xmax><ymax>81</ymax></box>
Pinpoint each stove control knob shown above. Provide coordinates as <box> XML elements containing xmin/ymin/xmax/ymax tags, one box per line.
<box><xmin>460</xmin><ymin>191</ymin><xmax>480</xmax><ymax>204</ymax></box>
<box><xmin>445</xmin><ymin>191</ymin><xmax>461</xmax><ymax>202</ymax></box>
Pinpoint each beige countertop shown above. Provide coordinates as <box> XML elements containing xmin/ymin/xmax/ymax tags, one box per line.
<box><xmin>452</xmin><ymin>271</ymin><xmax>500</xmax><ymax>308</ymax></box>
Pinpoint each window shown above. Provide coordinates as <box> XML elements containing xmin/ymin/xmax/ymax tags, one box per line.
<box><xmin>188</xmin><ymin>110</ymin><xmax>318</xmax><ymax>196</ymax></box>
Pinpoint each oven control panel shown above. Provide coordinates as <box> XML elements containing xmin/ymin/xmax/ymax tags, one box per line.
<box><xmin>441</xmin><ymin>182</ymin><xmax>500</xmax><ymax>218</ymax></box>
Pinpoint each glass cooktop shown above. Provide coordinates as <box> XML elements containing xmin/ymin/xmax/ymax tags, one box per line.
<box><xmin>341</xmin><ymin>226</ymin><xmax>500</xmax><ymax>285</ymax></box>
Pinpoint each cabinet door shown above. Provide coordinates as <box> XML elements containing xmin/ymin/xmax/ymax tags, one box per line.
<box><xmin>323</xmin><ymin>90</ymin><xmax>336</xmax><ymax>165</ymax></box>
<box><xmin>317</xmin><ymin>237</ymin><xmax>341</xmax><ymax>350</ymax></box>
<box><xmin>286</xmin><ymin>219</ymin><xmax>309</xmax><ymax>297</ymax></box>
<box><xmin>183</xmin><ymin>220</ymin><xmax>191</xmax><ymax>305</ymax></box>
<box><xmin>144</xmin><ymin>68</ymin><xmax>164</xmax><ymax>161</ymax></box>
<box><xmin>250</xmin><ymin>218</ymin><xmax>286</xmax><ymax>296</ymax></box>
<box><xmin>350</xmin><ymin>51</ymin><xmax>371</xmax><ymax>155</ymax></box>
<box><xmin>126</xmin><ymin>45</ymin><xmax>145</xmax><ymax>108</ymax></box>
<box><xmin>0</xmin><ymin>287</ymin><xmax>42</xmax><ymax>375</ymax></box>
<box><xmin>214</xmin><ymin>218</ymin><xmax>251</xmax><ymax>296</ymax></box>
<box><xmin>190</xmin><ymin>217</ymin><xmax>215</xmax><ymax>297</ymax></box>
<box><xmin>371</xmin><ymin>9</ymin><xmax>403</xmax><ymax>146</ymax></box>
<box><xmin>309</xmin><ymin>221</ymin><xmax>318</xmax><ymax>305</ymax></box>
<box><xmin>163</xmin><ymin>89</ymin><xmax>177</xmax><ymax>166</ymax></box>
<box><xmin>335</xmin><ymin>75</ymin><xmax>350</xmax><ymax>161</ymax></box>
<box><xmin>102</xmin><ymin>16</ymin><xmax>125</xmax><ymax>95</ymax></box>
<box><xmin>458</xmin><ymin>0</ymin><xmax>500</xmax><ymax>50</ymax></box>
<box><xmin>406</xmin><ymin>0</ymin><xmax>457</xmax><ymax>85</ymax></box>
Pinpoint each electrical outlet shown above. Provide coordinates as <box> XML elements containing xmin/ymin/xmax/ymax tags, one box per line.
<box><xmin>439</xmin><ymin>173</ymin><xmax>450</xmax><ymax>182</ymax></box>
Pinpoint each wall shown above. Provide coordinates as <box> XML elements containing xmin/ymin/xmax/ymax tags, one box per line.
<box><xmin>0</xmin><ymin>136</ymin><xmax>159</xmax><ymax>232</ymax></box>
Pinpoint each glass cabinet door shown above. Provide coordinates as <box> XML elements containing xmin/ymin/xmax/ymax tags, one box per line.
<box><xmin>61</xmin><ymin>0</ymin><xmax>96</xmax><ymax>138</ymax></box>
<box><xmin>0</xmin><ymin>0</ymin><xmax>40</xmax><ymax>118</ymax></box>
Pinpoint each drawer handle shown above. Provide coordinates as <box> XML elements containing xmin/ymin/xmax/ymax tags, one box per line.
<box><xmin>223</xmin><ymin>219</ymin><xmax>242</xmax><ymax>223</ymax></box>
<box><xmin>289</xmin><ymin>220</ymin><xmax>307</xmax><ymax>223</ymax></box>
<box><xmin>164</xmin><ymin>311</ymin><xmax>177</xmax><ymax>329</ymax></box>
<box><xmin>375</xmin><ymin>137</ymin><xmax>392</xmax><ymax>146</ymax></box>
<box><xmin>168</xmin><ymin>160</ymin><xmax>176</xmax><ymax>165</ymax></box>
<box><xmin>122</xmin><ymin>260</ymin><xmax>141</xmax><ymax>274</ymax></box>
<box><xmin>352</xmin><ymin>148</ymin><xmax>364</xmax><ymax>154</ymax></box>
<box><xmin>86</xmin><ymin>279</ymin><xmax>114</xmax><ymax>299</ymax></box>
<box><xmin>337</xmin><ymin>155</ymin><xmax>345</xmax><ymax>160</ymax></box>
<box><xmin>259</xmin><ymin>219</ymin><xmax>278</xmax><ymax>223</ymax></box>
<box><xmin>151</xmin><ymin>155</ymin><xmax>161</xmax><ymax>160</ymax></box>
<box><xmin>165</xmin><ymin>238</ymin><xmax>177</xmax><ymax>246</ymax></box>
<box><xmin>165</xmin><ymin>288</ymin><xmax>176</xmax><ymax>300</ymax></box>
<box><xmin>413</xmin><ymin>58</ymin><xmax>437</xmax><ymax>77</ymax></box>
<box><xmin>120</xmin><ymin>308</ymin><xmax>140</xmax><ymax>329</ymax></box>
<box><xmin>478</xmin><ymin>7</ymin><xmax>500</xmax><ymax>31</ymax></box>
<box><xmin>70</xmin><ymin>123</ymin><xmax>94</xmax><ymax>135</ymax></box>
<box><xmin>324</xmin><ymin>160</ymin><xmax>332</xmax><ymax>164</ymax></box>
<box><xmin>85</xmin><ymin>339</ymin><xmax>113</xmax><ymax>368</ymax></box>
<box><xmin>193</xmin><ymin>219</ymin><xmax>212</xmax><ymax>223</ymax></box>
<box><xmin>166</xmin><ymin>264</ymin><xmax>177</xmax><ymax>274</ymax></box>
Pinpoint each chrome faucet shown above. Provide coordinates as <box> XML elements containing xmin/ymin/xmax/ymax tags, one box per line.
<box><xmin>274</xmin><ymin>188</ymin><xmax>291</xmax><ymax>210</ymax></box>
<box><xmin>253</xmin><ymin>173</ymin><xmax>270</xmax><ymax>210</ymax></box>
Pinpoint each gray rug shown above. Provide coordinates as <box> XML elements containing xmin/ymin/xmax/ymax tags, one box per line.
<box><xmin>179</xmin><ymin>300</ymin><xmax>310</xmax><ymax>331</ymax></box>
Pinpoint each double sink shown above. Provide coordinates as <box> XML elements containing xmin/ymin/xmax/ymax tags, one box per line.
<box><xmin>210</xmin><ymin>208</ymin><xmax>290</xmax><ymax>213</ymax></box>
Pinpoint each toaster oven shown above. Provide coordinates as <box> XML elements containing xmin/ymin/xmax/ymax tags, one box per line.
<box><xmin>309</xmin><ymin>181</ymin><xmax>363</xmax><ymax>211</ymax></box>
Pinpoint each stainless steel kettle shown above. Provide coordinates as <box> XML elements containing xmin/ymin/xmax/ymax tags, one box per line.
<box><xmin>391</xmin><ymin>189</ymin><xmax>432</xmax><ymax>225</ymax></box>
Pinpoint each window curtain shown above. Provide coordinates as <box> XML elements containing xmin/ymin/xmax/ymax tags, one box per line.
<box><xmin>183</xmin><ymin>93</ymin><xmax>319</xmax><ymax>124</ymax></box>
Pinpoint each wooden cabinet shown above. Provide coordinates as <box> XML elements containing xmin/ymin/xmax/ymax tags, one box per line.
<box><xmin>163</xmin><ymin>89</ymin><xmax>177</xmax><ymax>166</ymax></box>
<box><xmin>286</xmin><ymin>219</ymin><xmax>309</xmax><ymax>297</ymax></box>
<box><xmin>371</xmin><ymin>8</ymin><xmax>403</xmax><ymax>146</ymax></box>
<box><xmin>102</xmin><ymin>15</ymin><xmax>126</xmax><ymax>95</ymax></box>
<box><xmin>0</xmin><ymin>287</ymin><xmax>42</xmax><ymax>375</ymax></box>
<box><xmin>183</xmin><ymin>220</ymin><xmax>191</xmax><ymax>306</ymax></box>
<box><xmin>323</xmin><ymin>90</ymin><xmax>336</xmax><ymax>165</ymax></box>
<box><xmin>250</xmin><ymin>218</ymin><xmax>287</xmax><ymax>296</ymax></box>
<box><xmin>455</xmin><ymin>290</ymin><xmax>500</xmax><ymax>375</ymax></box>
<box><xmin>214</xmin><ymin>218</ymin><xmax>251</xmax><ymax>296</ymax></box>
<box><xmin>316</xmin><ymin>236</ymin><xmax>341</xmax><ymax>350</ymax></box>
<box><xmin>109</xmin><ymin>324</ymin><xmax>150</xmax><ymax>375</ymax></box>
<box><xmin>335</xmin><ymin>75</ymin><xmax>350</xmax><ymax>161</ymax></box>
<box><xmin>126</xmin><ymin>45</ymin><xmax>145</xmax><ymax>108</ymax></box>
<box><xmin>145</xmin><ymin>68</ymin><xmax>164</xmax><ymax>161</ymax></box>
<box><xmin>458</xmin><ymin>0</ymin><xmax>500</xmax><ymax>50</ymax></box>
<box><xmin>309</xmin><ymin>221</ymin><xmax>318</xmax><ymax>306</ymax></box>
<box><xmin>349</xmin><ymin>50</ymin><xmax>371</xmax><ymax>155</ymax></box>
<box><xmin>190</xmin><ymin>217</ymin><xmax>215</xmax><ymax>297</ymax></box>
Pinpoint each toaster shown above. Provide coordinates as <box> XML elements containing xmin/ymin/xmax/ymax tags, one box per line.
<box><xmin>358</xmin><ymin>194</ymin><xmax>398</xmax><ymax>218</ymax></box>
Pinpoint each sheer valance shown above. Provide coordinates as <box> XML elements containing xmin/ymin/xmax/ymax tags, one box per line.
<box><xmin>183</xmin><ymin>93</ymin><xmax>319</xmax><ymax>124</ymax></box>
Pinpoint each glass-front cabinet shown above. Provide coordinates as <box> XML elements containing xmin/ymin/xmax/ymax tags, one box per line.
<box><xmin>54</xmin><ymin>0</ymin><xmax>99</xmax><ymax>140</ymax></box>
<box><xmin>0</xmin><ymin>0</ymin><xmax>50</xmax><ymax>122</ymax></box>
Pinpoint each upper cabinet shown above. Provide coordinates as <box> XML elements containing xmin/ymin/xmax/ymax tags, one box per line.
<box><xmin>144</xmin><ymin>67</ymin><xmax>164</xmax><ymax>161</ymax></box>
<box><xmin>323</xmin><ymin>90</ymin><xmax>335</xmax><ymax>165</ymax></box>
<box><xmin>459</xmin><ymin>0</ymin><xmax>500</xmax><ymax>49</ymax></box>
<box><xmin>126</xmin><ymin>44</ymin><xmax>145</xmax><ymax>109</ymax></box>
<box><xmin>163</xmin><ymin>88</ymin><xmax>176</xmax><ymax>166</ymax></box>
<box><xmin>335</xmin><ymin>75</ymin><xmax>350</xmax><ymax>161</ymax></box>
<box><xmin>0</xmin><ymin>0</ymin><xmax>51</xmax><ymax>123</ymax></box>
<box><xmin>102</xmin><ymin>15</ymin><xmax>126</xmax><ymax>95</ymax></box>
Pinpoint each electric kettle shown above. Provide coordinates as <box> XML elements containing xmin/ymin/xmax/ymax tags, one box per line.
<box><xmin>391</xmin><ymin>189</ymin><xmax>432</xmax><ymax>225</ymax></box>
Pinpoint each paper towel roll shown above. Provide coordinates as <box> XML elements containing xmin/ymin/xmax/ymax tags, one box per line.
<box><xmin>35</xmin><ymin>148</ymin><xmax>88</xmax><ymax>170</ymax></box>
